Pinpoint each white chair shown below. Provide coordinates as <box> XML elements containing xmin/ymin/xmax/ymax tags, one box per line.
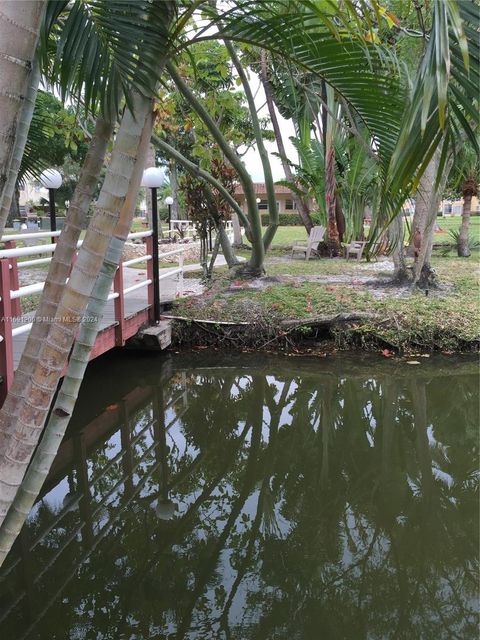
<box><xmin>291</xmin><ymin>226</ymin><xmax>326</xmax><ymax>260</ymax></box>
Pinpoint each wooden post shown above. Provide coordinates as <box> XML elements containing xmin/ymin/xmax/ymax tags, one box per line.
<box><xmin>4</xmin><ymin>240</ymin><xmax>21</xmax><ymax>317</ymax></box>
<box><xmin>0</xmin><ymin>259</ymin><xmax>14</xmax><ymax>406</ymax></box>
<box><xmin>113</xmin><ymin>258</ymin><xmax>125</xmax><ymax>346</ymax></box>
<box><xmin>146</xmin><ymin>235</ymin><xmax>155</xmax><ymax>322</ymax></box>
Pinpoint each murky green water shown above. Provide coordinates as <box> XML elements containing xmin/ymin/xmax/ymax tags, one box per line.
<box><xmin>0</xmin><ymin>352</ymin><xmax>478</xmax><ymax>639</ymax></box>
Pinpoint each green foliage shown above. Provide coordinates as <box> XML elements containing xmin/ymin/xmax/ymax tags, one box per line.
<box><xmin>42</xmin><ymin>0</ymin><xmax>177</xmax><ymax>118</ymax></box>
<box><xmin>19</xmin><ymin>91</ymin><xmax>90</xmax><ymax>184</ymax></box>
<box><xmin>260</xmin><ymin>213</ymin><xmax>324</xmax><ymax>226</ymax></box>
<box><xmin>180</xmin><ymin>159</ymin><xmax>237</xmax><ymax>234</ymax></box>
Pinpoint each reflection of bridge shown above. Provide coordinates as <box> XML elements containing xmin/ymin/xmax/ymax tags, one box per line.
<box><xmin>0</xmin><ymin>228</ymin><xmax>192</xmax><ymax>405</ymax></box>
<box><xmin>0</xmin><ymin>362</ymin><xmax>189</xmax><ymax>635</ymax></box>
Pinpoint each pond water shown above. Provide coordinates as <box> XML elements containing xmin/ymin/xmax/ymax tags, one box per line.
<box><xmin>0</xmin><ymin>352</ymin><xmax>478</xmax><ymax>639</ymax></box>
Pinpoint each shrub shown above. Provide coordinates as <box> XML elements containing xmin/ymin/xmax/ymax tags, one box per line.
<box><xmin>260</xmin><ymin>212</ymin><xmax>324</xmax><ymax>226</ymax></box>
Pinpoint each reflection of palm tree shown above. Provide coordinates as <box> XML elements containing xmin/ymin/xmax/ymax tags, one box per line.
<box><xmin>219</xmin><ymin>380</ymin><xmax>291</xmax><ymax>635</ymax></box>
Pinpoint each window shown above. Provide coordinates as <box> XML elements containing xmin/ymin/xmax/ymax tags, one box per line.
<box><xmin>258</xmin><ymin>199</ymin><xmax>268</xmax><ymax>210</ymax></box>
<box><xmin>443</xmin><ymin>203</ymin><xmax>452</xmax><ymax>214</ymax></box>
<box><xmin>285</xmin><ymin>199</ymin><xmax>297</xmax><ymax>210</ymax></box>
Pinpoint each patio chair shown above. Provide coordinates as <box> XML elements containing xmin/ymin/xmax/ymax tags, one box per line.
<box><xmin>344</xmin><ymin>240</ymin><xmax>367</xmax><ymax>261</ymax></box>
<box><xmin>291</xmin><ymin>225</ymin><xmax>326</xmax><ymax>260</ymax></box>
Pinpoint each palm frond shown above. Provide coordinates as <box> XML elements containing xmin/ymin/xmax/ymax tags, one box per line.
<box><xmin>41</xmin><ymin>0</ymin><xmax>177</xmax><ymax>118</ymax></box>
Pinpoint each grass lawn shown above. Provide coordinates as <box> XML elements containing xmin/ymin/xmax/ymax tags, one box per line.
<box><xmin>172</xmin><ymin>249</ymin><xmax>480</xmax><ymax>353</ymax></box>
<box><xmin>239</xmin><ymin>216</ymin><xmax>480</xmax><ymax>250</ymax></box>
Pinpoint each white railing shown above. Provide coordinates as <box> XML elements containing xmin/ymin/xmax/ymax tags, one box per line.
<box><xmin>0</xmin><ymin>229</ymin><xmax>188</xmax><ymax>338</ymax></box>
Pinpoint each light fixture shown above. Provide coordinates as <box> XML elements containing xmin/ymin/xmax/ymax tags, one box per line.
<box><xmin>40</xmin><ymin>169</ymin><xmax>62</xmax><ymax>232</ymax></box>
<box><xmin>40</xmin><ymin>168</ymin><xmax>62</xmax><ymax>190</ymax></box>
<box><xmin>141</xmin><ymin>167</ymin><xmax>165</xmax><ymax>189</ymax></box>
<box><xmin>164</xmin><ymin>196</ymin><xmax>174</xmax><ymax>206</ymax></box>
<box><xmin>141</xmin><ymin>168</ymin><xmax>165</xmax><ymax>324</ymax></box>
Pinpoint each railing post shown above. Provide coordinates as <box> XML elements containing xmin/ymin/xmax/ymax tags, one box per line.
<box><xmin>0</xmin><ymin>259</ymin><xmax>14</xmax><ymax>406</ymax></box>
<box><xmin>146</xmin><ymin>235</ymin><xmax>155</xmax><ymax>322</ymax></box>
<box><xmin>113</xmin><ymin>258</ymin><xmax>125</xmax><ymax>346</ymax></box>
<box><xmin>4</xmin><ymin>240</ymin><xmax>21</xmax><ymax>317</ymax></box>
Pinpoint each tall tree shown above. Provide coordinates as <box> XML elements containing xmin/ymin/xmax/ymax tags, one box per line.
<box><xmin>0</xmin><ymin>0</ymin><xmax>45</xmax><ymax>234</ymax></box>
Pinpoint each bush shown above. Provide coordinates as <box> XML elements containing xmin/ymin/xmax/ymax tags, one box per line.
<box><xmin>260</xmin><ymin>212</ymin><xmax>324</xmax><ymax>226</ymax></box>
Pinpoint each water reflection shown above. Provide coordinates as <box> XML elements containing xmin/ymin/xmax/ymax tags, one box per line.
<box><xmin>0</xmin><ymin>353</ymin><xmax>478</xmax><ymax>639</ymax></box>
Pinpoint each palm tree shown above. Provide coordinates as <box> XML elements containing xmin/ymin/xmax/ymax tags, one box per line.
<box><xmin>0</xmin><ymin>1</ymin><xmax>45</xmax><ymax>234</ymax></box>
<box><xmin>454</xmin><ymin>142</ymin><xmax>479</xmax><ymax>257</ymax></box>
<box><xmin>0</xmin><ymin>0</ymin><xmax>478</xmax><ymax>548</ymax></box>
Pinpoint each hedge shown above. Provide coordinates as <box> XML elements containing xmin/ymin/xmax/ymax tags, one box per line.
<box><xmin>260</xmin><ymin>212</ymin><xmax>324</xmax><ymax>226</ymax></box>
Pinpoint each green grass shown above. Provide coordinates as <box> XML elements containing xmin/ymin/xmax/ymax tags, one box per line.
<box><xmin>172</xmin><ymin>251</ymin><xmax>480</xmax><ymax>353</ymax></box>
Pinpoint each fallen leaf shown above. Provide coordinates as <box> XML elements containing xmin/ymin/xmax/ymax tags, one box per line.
<box><xmin>382</xmin><ymin>349</ymin><xmax>394</xmax><ymax>358</ymax></box>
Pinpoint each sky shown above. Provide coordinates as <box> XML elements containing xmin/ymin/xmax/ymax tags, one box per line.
<box><xmin>240</xmin><ymin>75</ymin><xmax>298</xmax><ymax>183</ymax></box>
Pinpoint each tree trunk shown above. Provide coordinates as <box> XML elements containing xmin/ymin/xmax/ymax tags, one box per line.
<box><xmin>407</xmin><ymin>153</ymin><xmax>438</xmax><ymax>257</ymax></box>
<box><xmin>0</xmin><ymin>59</ymin><xmax>41</xmax><ymax>236</ymax></box>
<box><xmin>457</xmin><ymin>189</ymin><xmax>473</xmax><ymax>257</ymax></box>
<box><xmin>392</xmin><ymin>213</ymin><xmax>408</xmax><ymax>282</ymax></box>
<box><xmin>0</xmin><ymin>117</ymin><xmax>113</xmax><ymax>425</ymax></box>
<box><xmin>152</xmin><ymin>133</ymin><xmax>250</xmax><ymax>231</ymax></box>
<box><xmin>0</xmin><ymin>123</ymin><xmax>151</xmax><ymax>563</ymax></box>
<box><xmin>335</xmin><ymin>195</ymin><xmax>346</xmax><ymax>243</ymax></box>
<box><xmin>259</xmin><ymin>49</ymin><xmax>313</xmax><ymax>234</ymax></box>
<box><xmin>6</xmin><ymin>187</ymin><xmax>19</xmax><ymax>227</ymax></box>
<box><xmin>223</xmin><ymin>42</ymin><xmax>278</xmax><ymax>253</ymax></box>
<box><xmin>325</xmin><ymin>146</ymin><xmax>340</xmax><ymax>254</ymax></box>
<box><xmin>412</xmin><ymin>151</ymin><xmax>453</xmax><ymax>286</ymax></box>
<box><xmin>144</xmin><ymin>143</ymin><xmax>155</xmax><ymax>227</ymax></box>
<box><xmin>323</xmin><ymin>83</ymin><xmax>340</xmax><ymax>255</ymax></box>
<box><xmin>0</xmin><ymin>93</ymin><xmax>154</xmax><ymax>524</ymax></box>
<box><xmin>231</xmin><ymin>213</ymin><xmax>242</xmax><ymax>246</ymax></box>
<box><xmin>0</xmin><ymin>1</ymin><xmax>44</xmax><ymax>230</ymax></box>
<box><xmin>167</xmin><ymin>61</ymin><xmax>264</xmax><ymax>276</ymax></box>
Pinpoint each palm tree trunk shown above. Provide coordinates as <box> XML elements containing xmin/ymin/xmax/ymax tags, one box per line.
<box><xmin>457</xmin><ymin>189</ymin><xmax>473</xmax><ymax>257</ymax></box>
<box><xmin>0</xmin><ymin>236</ymin><xmax>122</xmax><ymax>565</ymax></box>
<box><xmin>392</xmin><ymin>212</ymin><xmax>408</xmax><ymax>281</ymax></box>
<box><xmin>259</xmin><ymin>50</ymin><xmax>313</xmax><ymax>234</ymax></box>
<box><xmin>407</xmin><ymin>153</ymin><xmax>438</xmax><ymax>257</ymax></box>
<box><xmin>325</xmin><ymin>145</ymin><xmax>340</xmax><ymax>254</ymax></box>
<box><xmin>0</xmin><ymin>59</ymin><xmax>40</xmax><ymax>235</ymax></box>
<box><xmin>144</xmin><ymin>143</ymin><xmax>155</xmax><ymax>228</ymax></box>
<box><xmin>0</xmin><ymin>93</ymin><xmax>154</xmax><ymax>524</ymax></box>
<box><xmin>0</xmin><ymin>0</ymin><xmax>44</xmax><ymax>227</ymax></box>
<box><xmin>0</xmin><ymin>125</ymin><xmax>151</xmax><ymax>562</ymax></box>
<box><xmin>323</xmin><ymin>83</ymin><xmax>340</xmax><ymax>255</ymax></box>
<box><xmin>0</xmin><ymin>116</ymin><xmax>113</xmax><ymax>426</ymax></box>
<box><xmin>412</xmin><ymin>151</ymin><xmax>453</xmax><ymax>286</ymax></box>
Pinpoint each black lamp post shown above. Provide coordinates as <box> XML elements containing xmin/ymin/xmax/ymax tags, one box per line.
<box><xmin>165</xmin><ymin>196</ymin><xmax>173</xmax><ymax>232</ymax></box>
<box><xmin>40</xmin><ymin>169</ymin><xmax>62</xmax><ymax>232</ymax></box>
<box><xmin>142</xmin><ymin>167</ymin><xmax>165</xmax><ymax>323</ymax></box>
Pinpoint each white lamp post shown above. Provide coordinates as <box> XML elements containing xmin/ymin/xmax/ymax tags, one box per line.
<box><xmin>40</xmin><ymin>169</ymin><xmax>62</xmax><ymax>231</ymax></box>
<box><xmin>141</xmin><ymin>168</ymin><xmax>165</xmax><ymax>323</ymax></box>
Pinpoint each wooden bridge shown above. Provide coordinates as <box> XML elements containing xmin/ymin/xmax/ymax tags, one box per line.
<box><xmin>0</xmin><ymin>227</ymin><xmax>197</xmax><ymax>406</ymax></box>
